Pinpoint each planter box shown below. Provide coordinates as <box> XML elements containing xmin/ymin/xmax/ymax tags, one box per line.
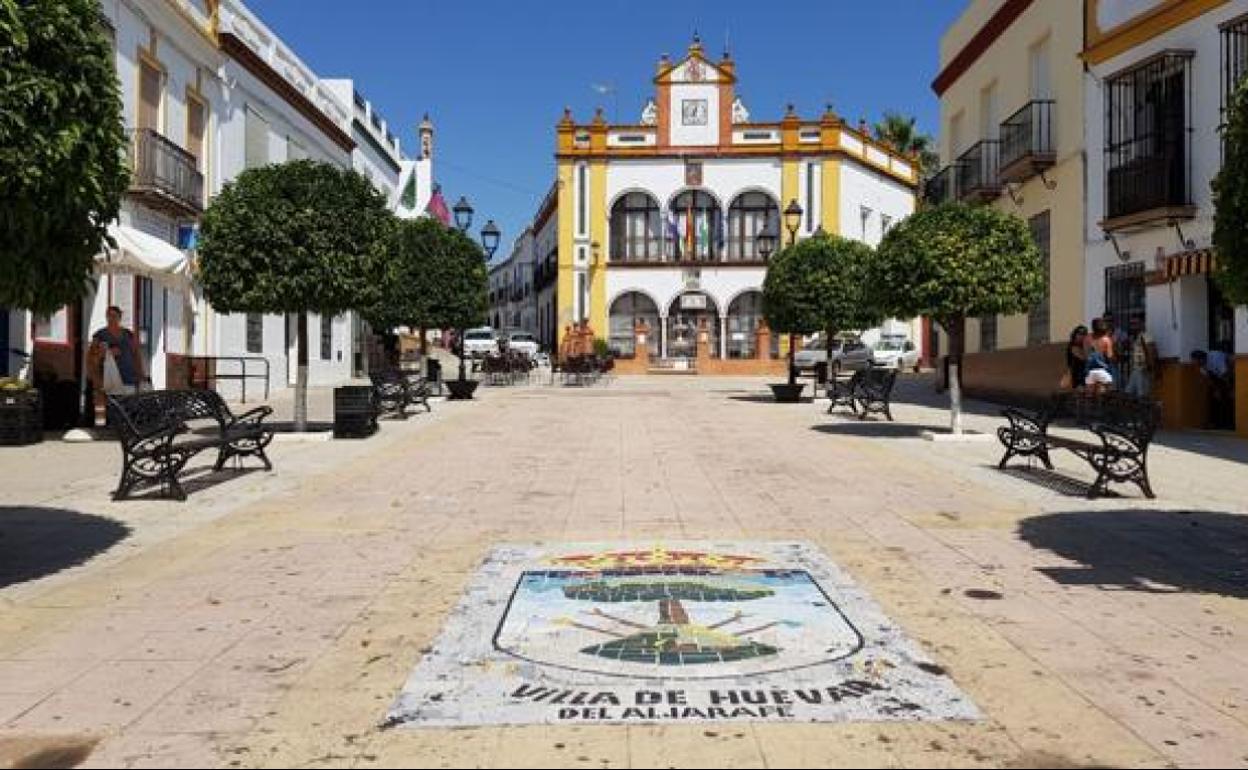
<box><xmin>769</xmin><ymin>383</ymin><xmax>806</xmax><ymax>403</ymax></box>
<box><xmin>333</xmin><ymin>386</ymin><xmax>378</xmax><ymax>439</ymax></box>
<box><xmin>0</xmin><ymin>388</ymin><xmax>43</xmax><ymax>446</ymax></box>
<box><xmin>445</xmin><ymin>379</ymin><xmax>479</xmax><ymax>401</ymax></box>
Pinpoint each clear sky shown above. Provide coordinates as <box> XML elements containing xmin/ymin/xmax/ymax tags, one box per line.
<box><xmin>248</xmin><ymin>0</ymin><xmax>966</xmax><ymax>258</ymax></box>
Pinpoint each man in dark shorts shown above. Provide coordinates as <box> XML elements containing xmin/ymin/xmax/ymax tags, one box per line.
<box><xmin>92</xmin><ymin>305</ymin><xmax>146</xmax><ymax>394</ymax></box>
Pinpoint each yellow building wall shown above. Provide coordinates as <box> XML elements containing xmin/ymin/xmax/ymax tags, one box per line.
<box><xmin>555</xmin><ymin>160</ymin><xmax>575</xmax><ymax>348</ymax></box>
<box><xmin>589</xmin><ymin>160</ymin><xmax>607</xmax><ymax>337</ymax></box>
<box><xmin>936</xmin><ymin>0</ymin><xmax>1085</xmax><ymax>356</ymax></box>
<box><xmin>820</xmin><ymin>157</ymin><xmax>842</xmax><ymax>236</ymax></box>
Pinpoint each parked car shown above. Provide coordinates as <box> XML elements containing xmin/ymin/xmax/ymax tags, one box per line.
<box><xmin>461</xmin><ymin>327</ymin><xmax>499</xmax><ymax>359</ymax></box>
<box><xmin>505</xmin><ymin>330</ymin><xmax>539</xmax><ymax>359</ymax></box>
<box><xmin>793</xmin><ymin>335</ymin><xmax>873</xmax><ymax>374</ymax></box>
<box><xmin>871</xmin><ymin>335</ymin><xmax>921</xmax><ymax>372</ymax></box>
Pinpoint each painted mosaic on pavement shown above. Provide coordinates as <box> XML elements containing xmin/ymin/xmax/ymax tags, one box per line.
<box><xmin>386</xmin><ymin>542</ymin><xmax>979</xmax><ymax>727</ymax></box>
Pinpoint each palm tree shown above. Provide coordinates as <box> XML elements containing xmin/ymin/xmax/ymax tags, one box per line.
<box><xmin>873</xmin><ymin>112</ymin><xmax>940</xmax><ymax>181</ymax></box>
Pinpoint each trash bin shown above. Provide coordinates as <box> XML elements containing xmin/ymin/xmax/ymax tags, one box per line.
<box><xmin>333</xmin><ymin>386</ymin><xmax>377</xmax><ymax>439</ymax></box>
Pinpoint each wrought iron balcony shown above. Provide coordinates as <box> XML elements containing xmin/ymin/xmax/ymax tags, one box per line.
<box><xmin>999</xmin><ymin>100</ymin><xmax>1055</xmax><ymax>184</ymax></box>
<box><xmin>1105</xmin><ymin>141</ymin><xmax>1192</xmax><ymax>227</ymax></box>
<box><xmin>923</xmin><ymin>165</ymin><xmax>955</xmax><ymax>205</ymax></box>
<box><xmin>955</xmin><ymin>140</ymin><xmax>1002</xmax><ymax>203</ymax></box>
<box><xmin>127</xmin><ymin>128</ymin><xmax>204</xmax><ymax>216</ymax></box>
<box><xmin>1102</xmin><ymin>51</ymin><xmax>1194</xmax><ymax>230</ymax></box>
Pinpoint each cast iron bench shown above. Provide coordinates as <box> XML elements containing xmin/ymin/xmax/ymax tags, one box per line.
<box><xmin>369</xmin><ymin>369</ymin><xmax>432</xmax><ymax>416</ymax></box>
<box><xmin>107</xmin><ymin>389</ymin><xmax>274</xmax><ymax>501</ymax></box>
<box><xmin>997</xmin><ymin>390</ymin><xmax>1161</xmax><ymax>498</ymax></box>
<box><xmin>827</xmin><ymin>367</ymin><xmax>897</xmax><ymax>421</ymax></box>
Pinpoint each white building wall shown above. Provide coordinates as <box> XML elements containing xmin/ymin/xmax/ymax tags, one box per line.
<box><xmin>1083</xmin><ymin>3</ymin><xmax>1243</xmax><ymax>359</ymax></box>
<box><xmin>605</xmin><ymin>158</ymin><xmax>782</xmax><ymax>211</ymax></box>
<box><xmin>200</xmin><ymin>1</ymin><xmax>357</xmax><ymax>395</ymax></box>
<box><xmin>839</xmin><ymin>160</ymin><xmax>915</xmax><ymax>246</ymax></box>
<box><xmin>100</xmin><ymin>0</ymin><xmax>218</xmax><ymax>391</ymax></box>
<box><xmin>605</xmin><ymin>267</ymin><xmax>766</xmax><ymax>321</ymax></box>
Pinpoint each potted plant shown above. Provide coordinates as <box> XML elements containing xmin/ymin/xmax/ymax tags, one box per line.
<box><xmin>0</xmin><ymin>377</ymin><xmax>43</xmax><ymax>446</ymax></box>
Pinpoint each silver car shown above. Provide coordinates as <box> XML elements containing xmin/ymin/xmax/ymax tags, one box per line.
<box><xmin>793</xmin><ymin>336</ymin><xmax>874</xmax><ymax>374</ymax></box>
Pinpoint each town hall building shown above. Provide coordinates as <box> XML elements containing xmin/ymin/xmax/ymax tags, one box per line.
<box><xmin>535</xmin><ymin>36</ymin><xmax>921</xmax><ymax>368</ymax></box>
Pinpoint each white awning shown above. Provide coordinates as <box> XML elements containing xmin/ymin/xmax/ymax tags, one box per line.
<box><xmin>96</xmin><ymin>224</ymin><xmax>191</xmax><ymax>281</ymax></box>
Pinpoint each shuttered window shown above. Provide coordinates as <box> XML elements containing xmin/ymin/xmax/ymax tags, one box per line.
<box><xmin>187</xmin><ymin>96</ymin><xmax>206</xmax><ymax>170</ymax></box>
<box><xmin>245</xmin><ymin>107</ymin><xmax>269</xmax><ymax>169</ymax></box>
<box><xmin>138</xmin><ymin>59</ymin><xmax>161</xmax><ymax>131</ymax></box>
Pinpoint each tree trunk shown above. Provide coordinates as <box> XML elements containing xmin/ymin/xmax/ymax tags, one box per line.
<box><xmin>788</xmin><ymin>334</ymin><xmax>797</xmax><ymax>386</ymax></box>
<box><xmin>419</xmin><ymin>326</ymin><xmax>428</xmax><ymax>356</ymax></box>
<box><xmin>658</xmin><ymin>598</ymin><xmax>689</xmax><ymax>625</ymax></box>
<box><xmin>295</xmin><ymin>312</ymin><xmax>309</xmax><ymax>432</ymax></box>
<box><xmin>17</xmin><ymin>317</ymin><xmax>33</xmax><ymax>383</ymax></box>
<box><xmin>457</xmin><ymin>327</ymin><xmax>467</xmax><ymax>382</ymax></box>
<box><xmin>947</xmin><ymin>316</ymin><xmax>966</xmax><ymax>435</ymax></box>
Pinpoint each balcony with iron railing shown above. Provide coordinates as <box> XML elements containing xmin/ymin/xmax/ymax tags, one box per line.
<box><xmin>955</xmin><ymin>140</ymin><xmax>1002</xmax><ymax>203</ymax></box>
<box><xmin>924</xmin><ymin>165</ymin><xmax>955</xmax><ymax>205</ymax></box>
<box><xmin>1101</xmin><ymin>51</ymin><xmax>1195</xmax><ymax>231</ymax></box>
<box><xmin>999</xmin><ymin>100</ymin><xmax>1055</xmax><ymax>184</ymax></box>
<box><xmin>126</xmin><ymin>128</ymin><xmax>204</xmax><ymax>216</ymax></box>
<box><xmin>1104</xmin><ymin>135</ymin><xmax>1193</xmax><ymax>229</ymax></box>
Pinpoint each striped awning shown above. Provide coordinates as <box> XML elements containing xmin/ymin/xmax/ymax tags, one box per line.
<box><xmin>1164</xmin><ymin>248</ymin><xmax>1217</xmax><ymax>280</ymax></box>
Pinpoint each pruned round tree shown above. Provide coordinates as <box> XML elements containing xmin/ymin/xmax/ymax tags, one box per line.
<box><xmin>416</xmin><ymin>224</ymin><xmax>488</xmax><ymax>383</ymax></box>
<box><xmin>0</xmin><ymin>0</ymin><xmax>128</xmax><ymax>319</ymax></box>
<box><xmin>1213</xmin><ymin>77</ymin><xmax>1248</xmax><ymax>305</ymax></box>
<box><xmin>763</xmin><ymin>233</ymin><xmax>880</xmax><ymax>387</ymax></box>
<box><xmin>198</xmin><ymin>160</ymin><xmax>392</xmax><ymax>429</ymax></box>
<box><xmin>875</xmin><ymin>203</ymin><xmax>1044</xmax><ymax>433</ymax></box>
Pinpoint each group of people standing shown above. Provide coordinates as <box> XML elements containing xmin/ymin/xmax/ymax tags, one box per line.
<box><xmin>1064</xmin><ymin>312</ymin><xmax>1238</xmax><ymax>430</ymax></box>
<box><xmin>1064</xmin><ymin>313</ymin><xmax>1156</xmax><ymax>397</ymax></box>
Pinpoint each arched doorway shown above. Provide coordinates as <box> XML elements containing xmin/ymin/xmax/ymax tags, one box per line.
<box><xmin>666</xmin><ymin>292</ymin><xmax>719</xmax><ymax>359</ymax></box>
<box><xmin>726</xmin><ymin>291</ymin><xmax>764</xmax><ymax>359</ymax></box>
<box><xmin>608</xmin><ymin>291</ymin><xmax>660</xmax><ymax>358</ymax></box>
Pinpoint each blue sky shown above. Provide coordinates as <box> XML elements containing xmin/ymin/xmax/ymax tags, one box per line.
<box><xmin>249</xmin><ymin>0</ymin><xmax>966</xmax><ymax>255</ymax></box>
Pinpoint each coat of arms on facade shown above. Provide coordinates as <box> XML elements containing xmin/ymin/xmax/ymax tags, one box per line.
<box><xmin>685</xmin><ymin>161</ymin><xmax>702</xmax><ymax>187</ymax></box>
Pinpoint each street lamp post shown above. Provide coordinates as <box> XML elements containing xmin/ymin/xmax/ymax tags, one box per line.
<box><xmin>780</xmin><ymin>199</ymin><xmax>803</xmax><ymax>380</ymax></box>
<box><xmin>783</xmin><ymin>199</ymin><xmax>803</xmax><ymax>247</ymax></box>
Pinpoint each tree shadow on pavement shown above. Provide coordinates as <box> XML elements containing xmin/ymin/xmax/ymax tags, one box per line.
<box><xmin>812</xmin><ymin>422</ymin><xmax>940</xmax><ymax>438</ymax></box>
<box><xmin>729</xmin><ymin>395</ymin><xmax>817</xmax><ymax>405</ymax></box>
<box><xmin>1018</xmin><ymin>509</ymin><xmax>1248</xmax><ymax>598</ymax></box>
<box><xmin>0</xmin><ymin>507</ymin><xmax>130</xmax><ymax>589</ymax></box>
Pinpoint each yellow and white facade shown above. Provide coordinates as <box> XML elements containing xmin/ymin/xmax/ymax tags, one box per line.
<box><xmin>547</xmin><ymin>38</ymin><xmax>919</xmax><ymax>366</ymax></box>
<box><xmin>929</xmin><ymin>0</ymin><xmax>1087</xmax><ymax>403</ymax></box>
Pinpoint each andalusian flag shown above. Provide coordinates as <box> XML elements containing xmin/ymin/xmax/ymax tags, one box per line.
<box><xmin>685</xmin><ymin>199</ymin><xmax>695</xmax><ymax>256</ymax></box>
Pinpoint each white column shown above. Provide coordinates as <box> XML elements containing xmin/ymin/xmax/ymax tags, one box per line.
<box><xmin>660</xmin><ymin>315</ymin><xmax>668</xmax><ymax>358</ymax></box>
<box><xmin>719</xmin><ymin>317</ymin><xmax>727</xmax><ymax>359</ymax></box>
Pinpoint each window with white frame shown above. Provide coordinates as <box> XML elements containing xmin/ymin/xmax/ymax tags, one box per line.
<box><xmin>32</xmin><ymin>308</ymin><xmax>68</xmax><ymax>343</ymax></box>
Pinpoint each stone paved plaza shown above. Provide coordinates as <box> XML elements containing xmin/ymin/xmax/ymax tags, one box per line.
<box><xmin>1</xmin><ymin>375</ymin><xmax>1247</xmax><ymax>768</ymax></box>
